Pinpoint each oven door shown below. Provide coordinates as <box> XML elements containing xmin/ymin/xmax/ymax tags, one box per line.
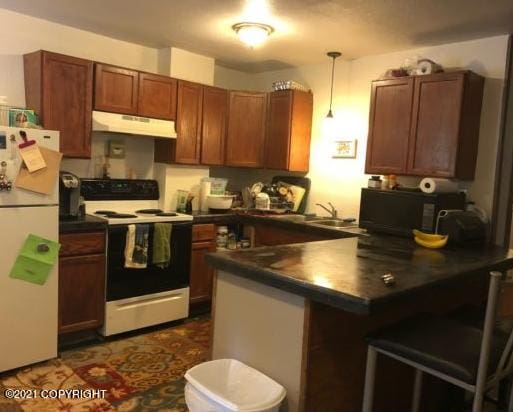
<box><xmin>106</xmin><ymin>221</ymin><xmax>192</xmax><ymax>302</ymax></box>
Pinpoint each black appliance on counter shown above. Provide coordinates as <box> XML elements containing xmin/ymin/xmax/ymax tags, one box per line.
<box><xmin>359</xmin><ymin>188</ymin><xmax>466</xmax><ymax>237</ymax></box>
<box><xmin>59</xmin><ymin>171</ymin><xmax>81</xmax><ymax>219</ymax></box>
<box><xmin>437</xmin><ymin>210</ymin><xmax>487</xmax><ymax>245</ymax></box>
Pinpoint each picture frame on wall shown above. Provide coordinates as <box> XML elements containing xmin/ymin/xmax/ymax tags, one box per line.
<box><xmin>333</xmin><ymin>139</ymin><xmax>357</xmax><ymax>158</ymax></box>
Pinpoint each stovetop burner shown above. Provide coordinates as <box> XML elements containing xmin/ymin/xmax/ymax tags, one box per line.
<box><xmin>95</xmin><ymin>210</ymin><xmax>117</xmax><ymax>216</ymax></box>
<box><xmin>95</xmin><ymin>210</ymin><xmax>138</xmax><ymax>218</ymax></box>
<box><xmin>135</xmin><ymin>209</ymin><xmax>163</xmax><ymax>214</ymax></box>
<box><xmin>156</xmin><ymin>212</ymin><xmax>178</xmax><ymax>217</ymax></box>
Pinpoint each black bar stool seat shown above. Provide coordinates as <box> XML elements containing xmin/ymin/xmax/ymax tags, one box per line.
<box><xmin>368</xmin><ymin>313</ymin><xmax>507</xmax><ymax>384</ymax></box>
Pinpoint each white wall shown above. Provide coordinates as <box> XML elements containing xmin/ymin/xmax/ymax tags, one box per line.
<box><xmin>249</xmin><ymin>35</ymin><xmax>509</xmax><ymax>219</ymax></box>
<box><xmin>214</xmin><ymin>65</ymin><xmax>260</xmax><ymax>91</ymax></box>
<box><xmin>0</xmin><ymin>9</ymin><xmax>211</xmax><ymax>209</ymax></box>
<box><xmin>0</xmin><ymin>9</ymin><xmax>158</xmax><ymax>107</ymax></box>
<box><xmin>61</xmin><ymin>133</ymin><xmax>154</xmax><ymax>179</ymax></box>
<box><xmin>169</xmin><ymin>48</ymin><xmax>215</xmax><ymax>85</ymax></box>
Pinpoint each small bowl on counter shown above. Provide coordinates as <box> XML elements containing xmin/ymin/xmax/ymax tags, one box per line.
<box><xmin>207</xmin><ymin>194</ymin><xmax>234</xmax><ymax>210</ymax></box>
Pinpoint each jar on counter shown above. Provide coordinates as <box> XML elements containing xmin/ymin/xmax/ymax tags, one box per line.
<box><xmin>240</xmin><ymin>238</ymin><xmax>251</xmax><ymax>249</ymax></box>
<box><xmin>216</xmin><ymin>226</ymin><xmax>228</xmax><ymax>249</ymax></box>
<box><xmin>368</xmin><ymin>175</ymin><xmax>382</xmax><ymax>189</ymax></box>
<box><xmin>227</xmin><ymin>232</ymin><xmax>237</xmax><ymax>250</ymax></box>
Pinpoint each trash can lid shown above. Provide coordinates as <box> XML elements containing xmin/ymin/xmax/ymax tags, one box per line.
<box><xmin>185</xmin><ymin>359</ymin><xmax>286</xmax><ymax>411</ymax></box>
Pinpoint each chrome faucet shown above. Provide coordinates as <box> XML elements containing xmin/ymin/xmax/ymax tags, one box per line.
<box><xmin>316</xmin><ymin>202</ymin><xmax>338</xmax><ymax>219</ymax></box>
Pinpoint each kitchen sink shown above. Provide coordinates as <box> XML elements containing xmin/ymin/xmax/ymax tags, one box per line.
<box><xmin>307</xmin><ymin>219</ymin><xmax>359</xmax><ymax>229</ymax></box>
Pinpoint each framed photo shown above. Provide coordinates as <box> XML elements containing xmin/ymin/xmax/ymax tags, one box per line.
<box><xmin>333</xmin><ymin>139</ymin><xmax>357</xmax><ymax>158</ymax></box>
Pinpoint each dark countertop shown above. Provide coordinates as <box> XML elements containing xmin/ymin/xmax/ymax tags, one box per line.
<box><xmin>191</xmin><ymin>210</ymin><xmax>366</xmax><ymax>238</ymax></box>
<box><xmin>190</xmin><ymin>211</ymin><xmax>239</xmax><ymax>225</ymax></box>
<box><xmin>59</xmin><ymin>215</ymin><xmax>107</xmax><ymax>233</ymax></box>
<box><xmin>206</xmin><ymin>235</ymin><xmax>513</xmax><ymax>315</ymax></box>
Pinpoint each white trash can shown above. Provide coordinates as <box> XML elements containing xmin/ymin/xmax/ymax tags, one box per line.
<box><xmin>184</xmin><ymin>358</ymin><xmax>286</xmax><ymax>412</ymax></box>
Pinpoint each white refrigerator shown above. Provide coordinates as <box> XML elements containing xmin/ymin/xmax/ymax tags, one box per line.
<box><xmin>0</xmin><ymin>127</ymin><xmax>59</xmax><ymax>372</ymax></box>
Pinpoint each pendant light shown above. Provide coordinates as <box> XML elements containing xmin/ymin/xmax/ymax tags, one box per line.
<box><xmin>323</xmin><ymin>51</ymin><xmax>341</xmax><ymax>140</ymax></box>
<box><xmin>326</xmin><ymin>51</ymin><xmax>341</xmax><ymax>119</ymax></box>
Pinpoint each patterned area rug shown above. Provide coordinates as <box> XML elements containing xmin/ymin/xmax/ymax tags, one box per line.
<box><xmin>0</xmin><ymin>316</ymin><xmax>210</xmax><ymax>411</ymax></box>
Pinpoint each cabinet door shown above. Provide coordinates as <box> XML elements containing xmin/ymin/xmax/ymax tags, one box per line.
<box><xmin>94</xmin><ymin>63</ymin><xmax>139</xmax><ymax>115</ymax></box>
<box><xmin>58</xmin><ymin>254</ymin><xmax>106</xmax><ymax>334</ymax></box>
<box><xmin>138</xmin><ymin>73</ymin><xmax>177</xmax><ymax>120</ymax></box>
<box><xmin>226</xmin><ymin>91</ymin><xmax>267</xmax><ymax>168</ymax></box>
<box><xmin>265</xmin><ymin>90</ymin><xmax>313</xmax><ymax>172</ymax></box>
<box><xmin>190</xmin><ymin>241</ymin><xmax>216</xmax><ymax>305</ymax></box>
<box><xmin>201</xmin><ymin>86</ymin><xmax>228</xmax><ymax>165</ymax></box>
<box><xmin>407</xmin><ymin>73</ymin><xmax>464</xmax><ymax>177</ymax></box>
<box><xmin>25</xmin><ymin>51</ymin><xmax>93</xmax><ymax>158</ymax></box>
<box><xmin>266</xmin><ymin>91</ymin><xmax>292</xmax><ymax>170</ymax></box>
<box><xmin>365</xmin><ymin>78</ymin><xmax>414</xmax><ymax>175</ymax></box>
<box><xmin>175</xmin><ymin>81</ymin><xmax>202</xmax><ymax>164</ymax></box>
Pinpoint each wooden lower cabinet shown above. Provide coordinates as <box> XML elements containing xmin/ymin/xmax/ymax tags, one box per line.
<box><xmin>58</xmin><ymin>230</ymin><xmax>106</xmax><ymax>334</ymax></box>
<box><xmin>190</xmin><ymin>240</ymin><xmax>217</xmax><ymax>305</ymax></box>
<box><xmin>190</xmin><ymin>224</ymin><xmax>217</xmax><ymax>307</ymax></box>
<box><xmin>59</xmin><ymin>254</ymin><xmax>105</xmax><ymax>334</ymax></box>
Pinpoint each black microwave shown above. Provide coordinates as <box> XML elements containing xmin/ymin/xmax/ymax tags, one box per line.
<box><xmin>359</xmin><ymin>188</ymin><xmax>466</xmax><ymax>236</ymax></box>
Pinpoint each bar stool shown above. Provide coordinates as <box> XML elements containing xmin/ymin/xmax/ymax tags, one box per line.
<box><xmin>362</xmin><ymin>271</ymin><xmax>513</xmax><ymax>412</ymax></box>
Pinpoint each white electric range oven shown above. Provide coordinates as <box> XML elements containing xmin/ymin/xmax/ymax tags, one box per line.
<box><xmin>81</xmin><ymin>178</ymin><xmax>193</xmax><ymax>336</ymax></box>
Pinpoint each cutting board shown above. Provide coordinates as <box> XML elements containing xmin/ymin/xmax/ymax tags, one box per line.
<box><xmin>271</xmin><ymin>176</ymin><xmax>311</xmax><ymax>214</ymax></box>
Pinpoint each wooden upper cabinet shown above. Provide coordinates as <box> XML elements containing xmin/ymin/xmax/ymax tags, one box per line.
<box><xmin>175</xmin><ymin>80</ymin><xmax>203</xmax><ymax>164</ymax></box>
<box><xmin>265</xmin><ymin>90</ymin><xmax>313</xmax><ymax>172</ymax></box>
<box><xmin>201</xmin><ymin>86</ymin><xmax>228</xmax><ymax>165</ymax></box>
<box><xmin>366</xmin><ymin>71</ymin><xmax>484</xmax><ymax>179</ymax></box>
<box><xmin>24</xmin><ymin>51</ymin><xmax>93</xmax><ymax>158</ymax></box>
<box><xmin>408</xmin><ymin>72</ymin><xmax>483</xmax><ymax>178</ymax></box>
<box><xmin>226</xmin><ymin>91</ymin><xmax>267</xmax><ymax>168</ymax></box>
<box><xmin>94</xmin><ymin>63</ymin><xmax>139</xmax><ymax>115</ymax></box>
<box><xmin>138</xmin><ymin>73</ymin><xmax>177</xmax><ymax>120</ymax></box>
<box><xmin>365</xmin><ymin>77</ymin><xmax>414</xmax><ymax>175</ymax></box>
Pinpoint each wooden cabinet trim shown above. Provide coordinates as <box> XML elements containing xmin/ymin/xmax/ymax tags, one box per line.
<box><xmin>226</xmin><ymin>90</ymin><xmax>268</xmax><ymax>168</ymax></box>
<box><xmin>192</xmin><ymin>224</ymin><xmax>216</xmax><ymax>242</ymax></box>
<box><xmin>190</xmin><ymin>239</ymin><xmax>217</xmax><ymax>305</ymax></box>
<box><xmin>58</xmin><ymin>253</ymin><xmax>105</xmax><ymax>334</ymax></box>
<box><xmin>175</xmin><ymin>80</ymin><xmax>203</xmax><ymax>164</ymax></box>
<box><xmin>365</xmin><ymin>77</ymin><xmax>414</xmax><ymax>175</ymax></box>
<box><xmin>94</xmin><ymin>63</ymin><xmax>139</xmax><ymax>115</ymax></box>
<box><xmin>59</xmin><ymin>231</ymin><xmax>105</xmax><ymax>257</ymax></box>
<box><xmin>201</xmin><ymin>85</ymin><xmax>228</xmax><ymax>165</ymax></box>
<box><xmin>25</xmin><ymin>50</ymin><xmax>93</xmax><ymax>158</ymax></box>
<box><xmin>407</xmin><ymin>72</ymin><xmax>465</xmax><ymax>177</ymax></box>
<box><xmin>138</xmin><ymin>72</ymin><xmax>177</xmax><ymax>120</ymax></box>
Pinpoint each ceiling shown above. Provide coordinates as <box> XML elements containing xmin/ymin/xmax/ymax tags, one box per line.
<box><xmin>0</xmin><ymin>0</ymin><xmax>512</xmax><ymax>72</ymax></box>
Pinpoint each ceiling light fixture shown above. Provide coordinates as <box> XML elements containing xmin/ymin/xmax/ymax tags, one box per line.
<box><xmin>326</xmin><ymin>51</ymin><xmax>342</xmax><ymax>119</ymax></box>
<box><xmin>232</xmin><ymin>22</ymin><xmax>274</xmax><ymax>48</ymax></box>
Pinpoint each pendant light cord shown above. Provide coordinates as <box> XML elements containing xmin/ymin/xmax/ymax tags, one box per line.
<box><xmin>329</xmin><ymin>56</ymin><xmax>335</xmax><ymax>113</ymax></box>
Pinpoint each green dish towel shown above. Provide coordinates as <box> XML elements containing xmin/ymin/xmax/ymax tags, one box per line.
<box><xmin>152</xmin><ymin>223</ymin><xmax>172</xmax><ymax>269</ymax></box>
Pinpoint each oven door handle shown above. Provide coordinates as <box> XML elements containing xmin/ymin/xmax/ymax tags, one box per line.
<box><xmin>114</xmin><ymin>290</ymin><xmax>187</xmax><ymax>309</ymax></box>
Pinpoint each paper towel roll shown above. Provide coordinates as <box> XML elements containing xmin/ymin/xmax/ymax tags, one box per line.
<box><xmin>199</xmin><ymin>179</ymin><xmax>211</xmax><ymax>212</ymax></box>
<box><xmin>419</xmin><ymin>178</ymin><xmax>459</xmax><ymax>194</ymax></box>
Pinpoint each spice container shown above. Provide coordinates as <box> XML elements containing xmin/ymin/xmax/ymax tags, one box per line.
<box><xmin>227</xmin><ymin>232</ymin><xmax>237</xmax><ymax>250</ymax></box>
<box><xmin>216</xmin><ymin>226</ymin><xmax>228</xmax><ymax>249</ymax></box>
<box><xmin>368</xmin><ymin>175</ymin><xmax>382</xmax><ymax>189</ymax></box>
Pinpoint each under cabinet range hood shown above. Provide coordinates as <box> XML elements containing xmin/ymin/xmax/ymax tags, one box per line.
<box><xmin>92</xmin><ymin>111</ymin><xmax>177</xmax><ymax>139</ymax></box>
